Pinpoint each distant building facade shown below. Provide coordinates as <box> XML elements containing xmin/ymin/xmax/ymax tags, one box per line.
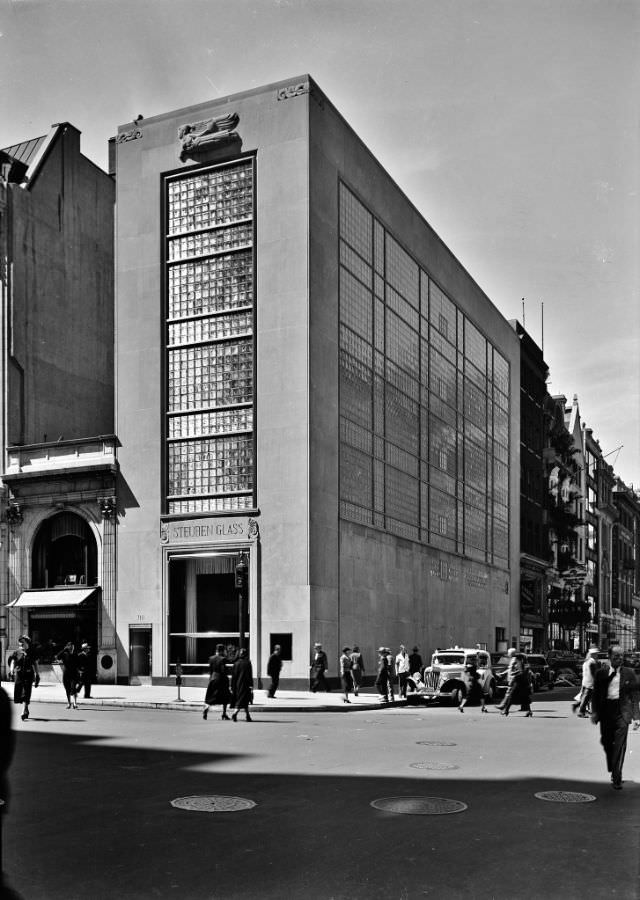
<box><xmin>510</xmin><ymin>321</ymin><xmax>549</xmax><ymax>652</ymax></box>
<box><xmin>583</xmin><ymin>427</ymin><xmax>616</xmax><ymax>649</ymax></box>
<box><xmin>112</xmin><ymin>76</ymin><xmax>521</xmax><ymax>686</ymax></box>
<box><xmin>0</xmin><ymin>124</ymin><xmax>115</xmax><ymax>679</ymax></box>
<box><xmin>611</xmin><ymin>479</ymin><xmax>640</xmax><ymax>650</ymax></box>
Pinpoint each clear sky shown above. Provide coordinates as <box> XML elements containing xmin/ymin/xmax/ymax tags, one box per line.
<box><xmin>1</xmin><ymin>0</ymin><xmax>638</xmax><ymax>484</ymax></box>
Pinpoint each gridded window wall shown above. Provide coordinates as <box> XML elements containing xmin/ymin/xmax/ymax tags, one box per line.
<box><xmin>338</xmin><ymin>182</ymin><xmax>510</xmax><ymax>565</ymax></box>
<box><xmin>165</xmin><ymin>159</ymin><xmax>255</xmax><ymax>514</ymax></box>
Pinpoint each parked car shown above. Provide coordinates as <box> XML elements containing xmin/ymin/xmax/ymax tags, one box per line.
<box><xmin>545</xmin><ymin>651</ymin><xmax>581</xmax><ymax>685</ymax></box>
<box><xmin>525</xmin><ymin>654</ymin><xmax>554</xmax><ymax>691</ymax></box>
<box><xmin>419</xmin><ymin>647</ymin><xmax>497</xmax><ymax>705</ymax></box>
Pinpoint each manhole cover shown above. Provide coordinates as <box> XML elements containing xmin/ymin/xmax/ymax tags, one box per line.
<box><xmin>410</xmin><ymin>762</ymin><xmax>459</xmax><ymax>770</ymax></box>
<box><xmin>170</xmin><ymin>795</ymin><xmax>256</xmax><ymax>813</ymax></box>
<box><xmin>370</xmin><ymin>796</ymin><xmax>467</xmax><ymax>815</ymax></box>
<box><xmin>416</xmin><ymin>740</ymin><xmax>457</xmax><ymax>747</ymax></box>
<box><xmin>534</xmin><ymin>791</ymin><xmax>596</xmax><ymax>804</ymax></box>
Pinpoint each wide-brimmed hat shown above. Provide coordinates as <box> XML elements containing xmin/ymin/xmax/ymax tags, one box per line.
<box><xmin>378</xmin><ymin>646</ymin><xmax>386</xmax><ymax>653</ymax></box>
<box><xmin>342</xmin><ymin>646</ymin><xmax>351</xmax><ymax>653</ymax></box>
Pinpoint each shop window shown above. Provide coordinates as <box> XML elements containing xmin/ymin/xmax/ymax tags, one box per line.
<box><xmin>31</xmin><ymin>512</ymin><xmax>97</xmax><ymax>588</ymax></box>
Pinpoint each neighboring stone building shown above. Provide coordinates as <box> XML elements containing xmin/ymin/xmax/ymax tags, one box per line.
<box><xmin>583</xmin><ymin>427</ymin><xmax>616</xmax><ymax>649</ymax></box>
<box><xmin>611</xmin><ymin>478</ymin><xmax>640</xmax><ymax>650</ymax></box>
<box><xmin>112</xmin><ymin>75</ymin><xmax>521</xmax><ymax>687</ymax></box>
<box><xmin>0</xmin><ymin>124</ymin><xmax>115</xmax><ymax>679</ymax></box>
<box><xmin>510</xmin><ymin>321</ymin><xmax>549</xmax><ymax>652</ymax></box>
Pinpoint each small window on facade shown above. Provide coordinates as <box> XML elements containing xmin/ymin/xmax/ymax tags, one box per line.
<box><xmin>270</xmin><ymin>633</ymin><xmax>292</xmax><ymax>661</ymax></box>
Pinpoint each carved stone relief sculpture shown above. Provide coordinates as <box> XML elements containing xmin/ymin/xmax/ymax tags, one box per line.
<box><xmin>178</xmin><ymin>113</ymin><xmax>240</xmax><ymax>162</ymax></box>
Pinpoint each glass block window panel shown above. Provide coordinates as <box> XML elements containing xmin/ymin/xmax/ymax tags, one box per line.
<box><xmin>168</xmin><ymin>311</ymin><xmax>252</xmax><ymax>347</ymax></box>
<box><xmin>493</xmin><ymin>403</ymin><xmax>509</xmax><ymax>448</ymax></box>
<box><xmin>340</xmin><ymin>240</ymin><xmax>372</xmax><ymax>287</ymax></box>
<box><xmin>386</xmin><ymin>307</ymin><xmax>419</xmax><ymax>371</ymax></box>
<box><xmin>340</xmin><ymin>349</ymin><xmax>373</xmax><ymax>430</ymax></box>
<box><xmin>464</xmin><ymin>438</ymin><xmax>487</xmax><ymax>489</ymax></box>
<box><xmin>374</xmin><ymin>220</ymin><xmax>385</xmax><ymax>274</ymax></box>
<box><xmin>341</xmin><ymin>444</ymin><xmax>373</xmax><ymax>509</ymax></box>
<box><xmin>493</xmin><ymin>518</ymin><xmax>509</xmax><ymax>561</ymax></box>
<box><xmin>385</xmin><ymin>384</ymin><xmax>419</xmax><ymax>455</ymax></box>
<box><xmin>493</xmin><ymin>458</ymin><xmax>509</xmax><ymax>506</ymax></box>
<box><xmin>374</xmin><ymin>458</ymin><xmax>385</xmax><ymax>511</ymax></box>
<box><xmin>167</xmin><ymin>162</ymin><xmax>253</xmax><ymax>235</ymax></box>
<box><xmin>168</xmin><ymin>341</ymin><xmax>253</xmax><ymax>411</ymax></box>
<box><xmin>492</xmin><ymin>349</ymin><xmax>509</xmax><ymax>394</ymax></box>
<box><xmin>430</xmin><ymin>351</ymin><xmax>456</xmax><ymax>405</ymax></box>
<box><xmin>464</xmin><ymin>319</ymin><xmax>487</xmax><ymax>373</ymax></box>
<box><xmin>430</xmin><ymin>327</ymin><xmax>457</xmax><ymax>363</ymax></box>
<box><xmin>169</xmin><ymin>408</ymin><xmax>252</xmax><ymax>440</ymax></box>
<box><xmin>385</xmin><ymin>234</ymin><xmax>419</xmax><ymax>309</ymax></box>
<box><xmin>386</xmin><ymin>286</ymin><xmax>419</xmax><ymax>331</ymax></box>
<box><xmin>168</xmin><ymin>222</ymin><xmax>253</xmax><ymax>261</ymax></box>
<box><xmin>168</xmin><ymin>435</ymin><xmax>253</xmax><ymax>497</ymax></box>
<box><xmin>430</xmin><ymin>282</ymin><xmax>457</xmax><ymax>343</ymax></box>
<box><xmin>340</xmin><ymin>184</ymin><xmax>372</xmax><ymax>263</ymax></box>
<box><xmin>340</xmin><ymin>268</ymin><xmax>373</xmax><ymax>341</ymax></box>
<box><xmin>165</xmin><ymin>159</ymin><xmax>255</xmax><ymax>514</ymax></box>
<box><xmin>386</xmin><ymin>442</ymin><xmax>419</xmax><ymax>478</ymax></box>
<box><xmin>340</xmin><ymin>419</ymin><xmax>373</xmax><ymax>455</ymax></box>
<box><xmin>168</xmin><ymin>251</ymin><xmax>254</xmax><ymax>319</ymax></box>
<box><xmin>463</xmin><ymin>377</ymin><xmax>487</xmax><ymax>429</ymax></box>
<box><xmin>385</xmin><ymin>466</ymin><xmax>419</xmax><ymax>526</ymax></box>
<box><xmin>429</xmin><ymin>488</ymin><xmax>456</xmax><ymax>537</ymax></box>
<box><xmin>465</xmin><ymin>505</ymin><xmax>487</xmax><ymax>552</ymax></box>
<box><xmin>420</xmin><ymin>270</ymin><xmax>429</xmax><ymax>321</ymax></box>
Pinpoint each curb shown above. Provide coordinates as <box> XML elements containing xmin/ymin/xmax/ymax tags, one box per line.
<box><xmin>19</xmin><ymin>695</ymin><xmax>410</xmax><ymax>714</ymax></box>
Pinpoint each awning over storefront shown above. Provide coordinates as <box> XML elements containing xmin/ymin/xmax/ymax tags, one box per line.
<box><xmin>7</xmin><ymin>588</ymin><xmax>98</xmax><ymax>608</ymax></box>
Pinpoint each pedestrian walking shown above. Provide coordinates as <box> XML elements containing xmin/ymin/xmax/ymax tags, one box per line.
<box><xmin>339</xmin><ymin>647</ymin><xmax>353</xmax><ymax>703</ymax></box>
<box><xmin>55</xmin><ymin>642</ymin><xmax>80</xmax><ymax>709</ymax></box>
<box><xmin>458</xmin><ymin>660</ymin><xmax>487</xmax><ymax>713</ymax></box>
<box><xmin>572</xmin><ymin>647</ymin><xmax>599</xmax><ymax>717</ymax></box>
<box><xmin>202</xmin><ymin>643</ymin><xmax>231</xmax><ymax>721</ymax></box>
<box><xmin>349</xmin><ymin>645</ymin><xmax>365</xmax><ymax>696</ymax></box>
<box><xmin>496</xmin><ymin>648</ymin><xmax>525</xmax><ymax>716</ymax></box>
<box><xmin>517</xmin><ymin>653</ymin><xmax>533</xmax><ymax>717</ymax></box>
<box><xmin>590</xmin><ymin>645</ymin><xmax>640</xmax><ymax>790</ymax></box>
<box><xmin>395</xmin><ymin>644</ymin><xmax>410</xmax><ymax>699</ymax></box>
<box><xmin>310</xmin><ymin>643</ymin><xmax>329</xmax><ymax>692</ymax></box>
<box><xmin>266</xmin><ymin>644</ymin><xmax>283</xmax><ymax>698</ymax></box>
<box><xmin>385</xmin><ymin>648</ymin><xmax>396</xmax><ymax>700</ymax></box>
<box><xmin>231</xmin><ymin>648</ymin><xmax>254</xmax><ymax>722</ymax></box>
<box><xmin>7</xmin><ymin>636</ymin><xmax>40</xmax><ymax>721</ymax></box>
<box><xmin>375</xmin><ymin>648</ymin><xmax>391</xmax><ymax>702</ymax></box>
<box><xmin>76</xmin><ymin>642</ymin><xmax>95</xmax><ymax>699</ymax></box>
<box><xmin>408</xmin><ymin>646</ymin><xmax>423</xmax><ymax>677</ymax></box>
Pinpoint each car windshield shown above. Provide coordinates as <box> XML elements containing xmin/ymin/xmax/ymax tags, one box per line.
<box><xmin>494</xmin><ymin>656</ymin><xmax>510</xmax><ymax>667</ymax></box>
<box><xmin>432</xmin><ymin>654</ymin><xmax>465</xmax><ymax>666</ymax></box>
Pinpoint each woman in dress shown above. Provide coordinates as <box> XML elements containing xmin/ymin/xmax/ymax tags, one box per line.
<box><xmin>231</xmin><ymin>648</ymin><xmax>253</xmax><ymax>722</ymax></box>
<box><xmin>56</xmin><ymin>642</ymin><xmax>80</xmax><ymax>709</ymax></box>
<box><xmin>202</xmin><ymin>644</ymin><xmax>231</xmax><ymax>721</ymax></box>
<box><xmin>8</xmin><ymin>636</ymin><xmax>40</xmax><ymax>721</ymax></box>
<box><xmin>458</xmin><ymin>660</ymin><xmax>487</xmax><ymax>713</ymax></box>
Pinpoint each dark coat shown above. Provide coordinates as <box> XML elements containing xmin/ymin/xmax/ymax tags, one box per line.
<box><xmin>204</xmin><ymin>653</ymin><xmax>231</xmax><ymax>705</ymax></box>
<box><xmin>232</xmin><ymin>657</ymin><xmax>253</xmax><ymax>709</ymax></box>
<box><xmin>267</xmin><ymin>652</ymin><xmax>282</xmax><ymax>677</ymax></box>
<box><xmin>592</xmin><ymin>665</ymin><xmax>639</xmax><ymax>725</ymax></box>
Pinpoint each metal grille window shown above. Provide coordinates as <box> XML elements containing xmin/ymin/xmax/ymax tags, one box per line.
<box><xmin>165</xmin><ymin>158</ymin><xmax>255</xmax><ymax>514</ymax></box>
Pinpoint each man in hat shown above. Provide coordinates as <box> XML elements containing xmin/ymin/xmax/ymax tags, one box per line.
<box><xmin>266</xmin><ymin>644</ymin><xmax>283</xmax><ymax>699</ymax></box>
<box><xmin>573</xmin><ymin>647</ymin><xmax>599</xmax><ymax>717</ymax></box>
<box><xmin>77</xmin><ymin>642</ymin><xmax>95</xmax><ymax>699</ymax></box>
<box><xmin>310</xmin><ymin>643</ymin><xmax>329</xmax><ymax>692</ymax></box>
<box><xmin>375</xmin><ymin>647</ymin><xmax>391</xmax><ymax>702</ymax></box>
<box><xmin>591</xmin><ymin>645</ymin><xmax>640</xmax><ymax>789</ymax></box>
<box><xmin>408</xmin><ymin>646</ymin><xmax>423</xmax><ymax>677</ymax></box>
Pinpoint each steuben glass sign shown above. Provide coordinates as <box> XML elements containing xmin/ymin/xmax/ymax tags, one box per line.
<box><xmin>161</xmin><ymin>516</ymin><xmax>259</xmax><ymax>545</ymax></box>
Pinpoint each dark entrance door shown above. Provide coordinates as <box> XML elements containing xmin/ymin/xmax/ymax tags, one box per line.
<box><xmin>129</xmin><ymin>627</ymin><xmax>152</xmax><ymax>683</ymax></box>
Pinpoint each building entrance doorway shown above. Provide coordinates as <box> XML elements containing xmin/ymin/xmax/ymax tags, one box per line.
<box><xmin>168</xmin><ymin>553</ymin><xmax>249</xmax><ymax>676</ymax></box>
<box><xmin>129</xmin><ymin>626</ymin><xmax>152</xmax><ymax>683</ymax></box>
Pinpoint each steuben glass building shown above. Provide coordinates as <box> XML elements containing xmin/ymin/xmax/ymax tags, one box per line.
<box><xmin>113</xmin><ymin>75</ymin><xmax>520</xmax><ymax>687</ymax></box>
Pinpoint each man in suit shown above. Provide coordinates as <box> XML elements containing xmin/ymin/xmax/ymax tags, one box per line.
<box><xmin>591</xmin><ymin>645</ymin><xmax>640</xmax><ymax>789</ymax></box>
<box><xmin>266</xmin><ymin>644</ymin><xmax>283</xmax><ymax>698</ymax></box>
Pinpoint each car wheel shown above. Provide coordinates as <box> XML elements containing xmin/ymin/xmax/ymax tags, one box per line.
<box><xmin>451</xmin><ymin>686</ymin><xmax>465</xmax><ymax>706</ymax></box>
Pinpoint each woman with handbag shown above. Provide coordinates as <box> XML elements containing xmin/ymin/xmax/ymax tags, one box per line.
<box><xmin>231</xmin><ymin>648</ymin><xmax>254</xmax><ymax>722</ymax></box>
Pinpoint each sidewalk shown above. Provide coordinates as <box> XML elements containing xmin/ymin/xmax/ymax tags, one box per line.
<box><xmin>0</xmin><ymin>679</ymin><xmax>408</xmax><ymax>713</ymax></box>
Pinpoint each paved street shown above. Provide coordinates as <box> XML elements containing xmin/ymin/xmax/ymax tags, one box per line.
<box><xmin>2</xmin><ymin>690</ymin><xmax>639</xmax><ymax>900</ymax></box>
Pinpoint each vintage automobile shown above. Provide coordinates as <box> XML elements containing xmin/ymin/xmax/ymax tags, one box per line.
<box><xmin>419</xmin><ymin>647</ymin><xmax>497</xmax><ymax>705</ymax></box>
<box><xmin>525</xmin><ymin>653</ymin><xmax>555</xmax><ymax>691</ymax></box>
